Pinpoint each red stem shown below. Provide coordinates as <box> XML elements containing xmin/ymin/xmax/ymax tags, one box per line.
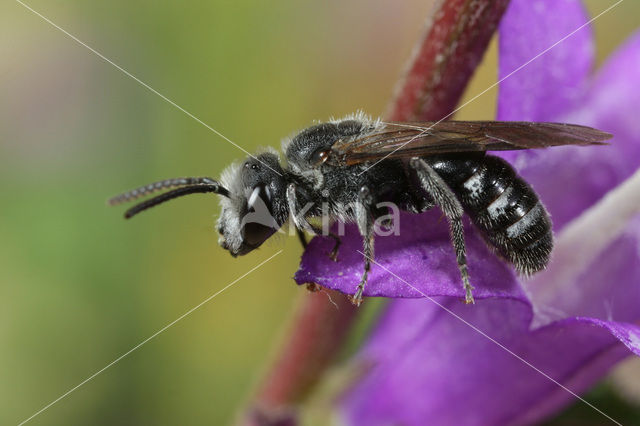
<box><xmin>388</xmin><ymin>0</ymin><xmax>510</xmax><ymax>121</ymax></box>
<box><xmin>243</xmin><ymin>289</ymin><xmax>357</xmax><ymax>425</ymax></box>
<box><xmin>240</xmin><ymin>1</ymin><xmax>510</xmax><ymax>424</ymax></box>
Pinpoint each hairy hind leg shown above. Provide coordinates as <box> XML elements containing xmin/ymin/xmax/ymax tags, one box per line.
<box><xmin>351</xmin><ymin>186</ymin><xmax>375</xmax><ymax>307</ymax></box>
<box><xmin>410</xmin><ymin>158</ymin><xmax>474</xmax><ymax>304</ymax></box>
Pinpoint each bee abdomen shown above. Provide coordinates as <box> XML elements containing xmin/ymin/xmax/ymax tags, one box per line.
<box><xmin>430</xmin><ymin>154</ymin><xmax>552</xmax><ymax>275</ymax></box>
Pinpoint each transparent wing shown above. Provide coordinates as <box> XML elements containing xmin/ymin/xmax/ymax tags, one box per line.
<box><xmin>328</xmin><ymin>121</ymin><xmax>612</xmax><ymax>166</ymax></box>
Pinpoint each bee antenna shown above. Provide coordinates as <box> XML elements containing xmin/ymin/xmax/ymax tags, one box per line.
<box><xmin>122</xmin><ymin>184</ymin><xmax>230</xmax><ymax>219</ymax></box>
<box><xmin>108</xmin><ymin>177</ymin><xmax>224</xmax><ymax>206</ymax></box>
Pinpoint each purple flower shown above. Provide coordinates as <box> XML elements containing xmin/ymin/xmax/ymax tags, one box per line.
<box><xmin>295</xmin><ymin>0</ymin><xmax>640</xmax><ymax>424</ymax></box>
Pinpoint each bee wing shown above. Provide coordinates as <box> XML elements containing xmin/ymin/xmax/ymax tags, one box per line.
<box><xmin>328</xmin><ymin>121</ymin><xmax>612</xmax><ymax>166</ymax></box>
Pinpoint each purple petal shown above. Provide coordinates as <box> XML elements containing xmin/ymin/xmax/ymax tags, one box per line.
<box><xmin>295</xmin><ymin>211</ymin><xmax>527</xmax><ymax>303</ymax></box>
<box><xmin>531</xmin><ymin>214</ymin><xmax>640</xmax><ymax>326</ymax></box>
<box><xmin>568</xmin><ymin>29</ymin><xmax>640</xmax><ymax>138</ymax></box>
<box><xmin>497</xmin><ymin>0</ymin><xmax>593</xmax><ymax>122</ymax></box>
<box><xmin>342</xmin><ymin>204</ymin><xmax>640</xmax><ymax>425</ymax></box>
<box><xmin>341</xmin><ymin>297</ymin><xmax>640</xmax><ymax>426</ymax></box>
<box><xmin>499</xmin><ymin>31</ymin><xmax>640</xmax><ymax>228</ymax></box>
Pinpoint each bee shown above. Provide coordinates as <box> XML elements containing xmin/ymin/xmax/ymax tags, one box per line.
<box><xmin>110</xmin><ymin>113</ymin><xmax>611</xmax><ymax>306</ymax></box>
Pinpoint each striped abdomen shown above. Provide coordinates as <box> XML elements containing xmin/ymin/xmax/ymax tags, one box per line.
<box><xmin>428</xmin><ymin>153</ymin><xmax>552</xmax><ymax>275</ymax></box>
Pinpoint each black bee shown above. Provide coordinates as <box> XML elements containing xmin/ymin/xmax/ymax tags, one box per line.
<box><xmin>110</xmin><ymin>113</ymin><xmax>611</xmax><ymax>306</ymax></box>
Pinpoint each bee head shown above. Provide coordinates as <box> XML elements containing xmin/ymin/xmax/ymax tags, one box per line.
<box><xmin>110</xmin><ymin>151</ymin><xmax>288</xmax><ymax>257</ymax></box>
<box><xmin>217</xmin><ymin>151</ymin><xmax>288</xmax><ymax>256</ymax></box>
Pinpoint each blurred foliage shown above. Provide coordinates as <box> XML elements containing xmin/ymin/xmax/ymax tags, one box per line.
<box><xmin>1</xmin><ymin>1</ymin><xmax>638</xmax><ymax>425</ymax></box>
<box><xmin>544</xmin><ymin>382</ymin><xmax>639</xmax><ymax>426</ymax></box>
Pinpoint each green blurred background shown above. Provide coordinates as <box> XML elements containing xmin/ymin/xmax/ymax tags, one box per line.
<box><xmin>1</xmin><ymin>1</ymin><xmax>638</xmax><ymax>425</ymax></box>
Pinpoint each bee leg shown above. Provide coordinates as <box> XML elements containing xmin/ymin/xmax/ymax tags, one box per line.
<box><xmin>350</xmin><ymin>186</ymin><xmax>375</xmax><ymax>307</ymax></box>
<box><xmin>287</xmin><ymin>183</ymin><xmax>313</xmax><ymax>231</ymax></box>
<box><xmin>296</xmin><ymin>228</ymin><xmax>308</xmax><ymax>248</ymax></box>
<box><xmin>410</xmin><ymin>158</ymin><xmax>475</xmax><ymax>304</ymax></box>
<box><xmin>288</xmin><ymin>183</ymin><xmax>341</xmax><ymax>260</ymax></box>
<box><xmin>287</xmin><ymin>182</ymin><xmax>317</xmax><ymax>242</ymax></box>
<box><xmin>325</xmin><ymin>232</ymin><xmax>341</xmax><ymax>261</ymax></box>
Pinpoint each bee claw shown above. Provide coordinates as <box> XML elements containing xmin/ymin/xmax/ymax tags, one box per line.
<box><xmin>464</xmin><ymin>285</ymin><xmax>475</xmax><ymax>304</ymax></box>
<box><xmin>349</xmin><ymin>288</ymin><xmax>364</xmax><ymax>307</ymax></box>
<box><xmin>329</xmin><ymin>236</ymin><xmax>341</xmax><ymax>262</ymax></box>
<box><xmin>306</xmin><ymin>283</ymin><xmax>321</xmax><ymax>293</ymax></box>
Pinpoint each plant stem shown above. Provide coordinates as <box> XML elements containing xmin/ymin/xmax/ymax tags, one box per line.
<box><xmin>388</xmin><ymin>0</ymin><xmax>510</xmax><ymax>121</ymax></box>
<box><xmin>243</xmin><ymin>289</ymin><xmax>357</xmax><ymax>425</ymax></box>
<box><xmin>240</xmin><ymin>1</ymin><xmax>510</xmax><ymax>424</ymax></box>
